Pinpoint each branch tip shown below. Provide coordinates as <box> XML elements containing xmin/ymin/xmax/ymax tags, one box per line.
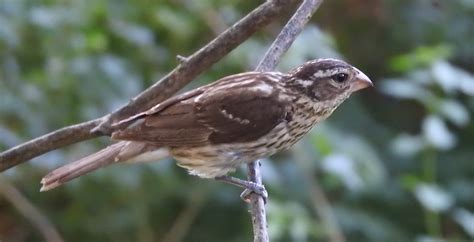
<box><xmin>176</xmin><ymin>55</ymin><xmax>189</xmax><ymax>63</ymax></box>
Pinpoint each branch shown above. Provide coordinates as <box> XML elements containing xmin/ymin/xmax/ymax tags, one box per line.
<box><xmin>246</xmin><ymin>161</ymin><xmax>269</xmax><ymax>242</ymax></box>
<box><xmin>0</xmin><ymin>0</ymin><xmax>291</xmax><ymax>172</ymax></box>
<box><xmin>248</xmin><ymin>0</ymin><xmax>325</xmax><ymax>241</ymax></box>
<box><xmin>92</xmin><ymin>0</ymin><xmax>292</xmax><ymax>134</ymax></box>
<box><xmin>0</xmin><ymin>1</ymin><xmax>327</xmax><ymax>241</ymax></box>
<box><xmin>256</xmin><ymin>0</ymin><xmax>325</xmax><ymax>72</ymax></box>
<box><xmin>0</xmin><ymin>120</ymin><xmax>102</xmax><ymax>172</ymax></box>
<box><xmin>0</xmin><ymin>177</ymin><xmax>64</xmax><ymax>242</ymax></box>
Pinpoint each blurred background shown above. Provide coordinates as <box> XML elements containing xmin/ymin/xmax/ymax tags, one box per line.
<box><xmin>1</xmin><ymin>0</ymin><xmax>473</xmax><ymax>241</ymax></box>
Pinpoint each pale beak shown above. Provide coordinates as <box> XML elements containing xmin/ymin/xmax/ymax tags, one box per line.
<box><xmin>352</xmin><ymin>68</ymin><xmax>373</xmax><ymax>92</ymax></box>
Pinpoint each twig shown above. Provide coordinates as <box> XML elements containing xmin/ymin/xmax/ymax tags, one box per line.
<box><xmin>256</xmin><ymin>0</ymin><xmax>325</xmax><ymax>72</ymax></box>
<box><xmin>248</xmin><ymin>1</ymin><xmax>325</xmax><ymax>241</ymax></box>
<box><xmin>91</xmin><ymin>0</ymin><xmax>292</xmax><ymax>134</ymax></box>
<box><xmin>0</xmin><ymin>120</ymin><xmax>102</xmax><ymax>172</ymax></box>
<box><xmin>0</xmin><ymin>1</ymin><xmax>327</xmax><ymax>241</ymax></box>
<box><xmin>246</xmin><ymin>161</ymin><xmax>269</xmax><ymax>242</ymax></box>
<box><xmin>0</xmin><ymin>177</ymin><xmax>64</xmax><ymax>242</ymax></box>
<box><xmin>0</xmin><ymin>0</ymin><xmax>291</xmax><ymax>172</ymax></box>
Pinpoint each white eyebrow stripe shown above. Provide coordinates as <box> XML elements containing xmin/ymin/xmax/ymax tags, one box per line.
<box><xmin>312</xmin><ymin>68</ymin><xmax>348</xmax><ymax>79</ymax></box>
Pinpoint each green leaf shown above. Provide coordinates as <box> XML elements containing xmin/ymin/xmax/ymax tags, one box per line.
<box><xmin>389</xmin><ymin>45</ymin><xmax>453</xmax><ymax>73</ymax></box>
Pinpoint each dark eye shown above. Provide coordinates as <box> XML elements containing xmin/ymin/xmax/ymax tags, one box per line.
<box><xmin>333</xmin><ymin>73</ymin><xmax>348</xmax><ymax>83</ymax></box>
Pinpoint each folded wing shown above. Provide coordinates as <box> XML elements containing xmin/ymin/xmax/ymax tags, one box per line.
<box><xmin>111</xmin><ymin>73</ymin><xmax>289</xmax><ymax>146</ymax></box>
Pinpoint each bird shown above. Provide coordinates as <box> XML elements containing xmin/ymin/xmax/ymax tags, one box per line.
<box><xmin>40</xmin><ymin>58</ymin><xmax>372</xmax><ymax>198</ymax></box>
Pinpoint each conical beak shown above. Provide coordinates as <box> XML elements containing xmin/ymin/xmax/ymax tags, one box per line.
<box><xmin>352</xmin><ymin>68</ymin><xmax>373</xmax><ymax>92</ymax></box>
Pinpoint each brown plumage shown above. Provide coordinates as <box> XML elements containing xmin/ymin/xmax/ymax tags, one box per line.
<box><xmin>41</xmin><ymin>58</ymin><xmax>372</xmax><ymax>191</ymax></box>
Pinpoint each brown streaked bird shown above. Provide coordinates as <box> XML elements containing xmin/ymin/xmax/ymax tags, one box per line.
<box><xmin>40</xmin><ymin>58</ymin><xmax>372</xmax><ymax>197</ymax></box>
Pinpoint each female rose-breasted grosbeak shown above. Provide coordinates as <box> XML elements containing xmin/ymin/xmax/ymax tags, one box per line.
<box><xmin>41</xmin><ymin>58</ymin><xmax>372</xmax><ymax>195</ymax></box>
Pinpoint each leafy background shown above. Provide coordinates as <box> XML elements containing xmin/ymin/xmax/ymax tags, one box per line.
<box><xmin>1</xmin><ymin>0</ymin><xmax>474</xmax><ymax>241</ymax></box>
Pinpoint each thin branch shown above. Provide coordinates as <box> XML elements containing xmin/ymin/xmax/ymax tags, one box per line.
<box><xmin>0</xmin><ymin>1</ymin><xmax>328</xmax><ymax>242</ymax></box>
<box><xmin>0</xmin><ymin>0</ymin><xmax>292</xmax><ymax>172</ymax></box>
<box><xmin>92</xmin><ymin>0</ymin><xmax>294</xmax><ymax>134</ymax></box>
<box><xmin>0</xmin><ymin>177</ymin><xmax>64</xmax><ymax>242</ymax></box>
<box><xmin>0</xmin><ymin>119</ymin><xmax>102</xmax><ymax>172</ymax></box>
<box><xmin>248</xmin><ymin>0</ymin><xmax>325</xmax><ymax>241</ymax></box>
<box><xmin>246</xmin><ymin>161</ymin><xmax>269</xmax><ymax>242</ymax></box>
<box><xmin>256</xmin><ymin>0</ymin><xmax>325</xmax><ymax>72</ymax></box>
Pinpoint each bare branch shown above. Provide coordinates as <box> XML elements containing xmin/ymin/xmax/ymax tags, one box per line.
<box><xmin>1</xmin><ymin>1</ymin><xmax>328</xmax><ymax>241</ymax></box>
<box><xmin>246</xmin><ymin>161</ymin><xmax>269</xmax><ymax>242</ymax></box>
<box><xmin>0</xmin><ymin>119</ymin><xmax>102</xmax><ymax>172</ymax></box>
<box><xmin>0</xmin><ymin>0</ymin><xmax>292</xmax><ymax>172</ymax></box>
<box><xmin>248</xmin><ymin>0</ymin><xmax>325</xmax><ymax>241</ymax></box>
<box><xmin>0</xmin><ymin>177</ymin><xmax>64</xmax><ymax>242</ymax></box>
<box><xmin>256</xmin><ymin>0</ymin><xmax>325</xmax><ymax>72</ymax></box>
<box><xmin>92</xmin><ymin>0</ymin><xmax>294</xmax><ymax>134</ymax></box>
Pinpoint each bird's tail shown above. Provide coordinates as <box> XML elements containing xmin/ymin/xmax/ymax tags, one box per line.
<box><xmin>40</xmin><ymin>141</ymin><xmax>168</xmax><ymax>192</ymax></box>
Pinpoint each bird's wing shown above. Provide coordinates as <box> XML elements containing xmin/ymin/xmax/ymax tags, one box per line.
<box><xmin>195</xmin><ymin>83</ymin><xmax>288</xmax><ymax>144</ymax></box>
<box><xmin>111</xmin><ymin>73</ymin><xmax>290</xmax><ymax>146</ymax></box>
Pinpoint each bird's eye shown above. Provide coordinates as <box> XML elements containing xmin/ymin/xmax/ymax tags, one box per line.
<box><xmin>333</xmin><ymin>73</ymin><xmax>348</xmax><ymax>83</ymax></box>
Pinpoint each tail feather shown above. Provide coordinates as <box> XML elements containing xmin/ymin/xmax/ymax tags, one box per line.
<box><xmin>40</xmin><ymin>141</ymin><xmax>158</xmax><ymax>191</ymax></box>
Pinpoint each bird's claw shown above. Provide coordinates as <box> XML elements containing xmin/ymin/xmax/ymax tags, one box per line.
<box><xmin>240</xmin><ymin>183</ymin><xmax>268</xmax><ymax>204</ymax></box>
<box><xmin>214</xmin><ymin>176</ymin><xmax>268</xmax><ymax>204</ymax></box>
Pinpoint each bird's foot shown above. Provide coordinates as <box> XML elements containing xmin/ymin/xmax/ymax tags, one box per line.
<box><xmin>239</xmin><ymin>186</ymin><xmax>268</xmax><ymax>204</ymax></box>
<box><xmin>215</xmin><ymin>176</ymin><xmax>268</xmax><ymax>203</ymax></box>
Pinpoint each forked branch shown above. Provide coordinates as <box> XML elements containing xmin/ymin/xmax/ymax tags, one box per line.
<box><xmin>0</xmin><ymin>0</ymin><xmax>292</xmax><ymax>172</ymax></box>
<box><xmin>0</xmin><ymin>0</ymin><xmax>326</xmax><ymax>241</ymax></box>
<box><xmin>249</xmin><ymin>0</ymin><xmax>325</xmax><ymax>241</ymax></box>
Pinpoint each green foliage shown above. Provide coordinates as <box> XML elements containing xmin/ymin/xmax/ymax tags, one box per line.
<box><xmin>389</xmin><ymin>45</ymin><xmax>453</xmax><ymax>73</ymax></box>
<box><xmin>1</xmin><ymin>0</ymin><xmax>474</xmax><ymax>241</ymax></box>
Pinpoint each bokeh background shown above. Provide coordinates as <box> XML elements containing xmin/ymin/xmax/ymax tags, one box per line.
<box><xmin>1</xmin><ymin>0</ymin><xmax>474</xmax><ymax>241</ymax></box>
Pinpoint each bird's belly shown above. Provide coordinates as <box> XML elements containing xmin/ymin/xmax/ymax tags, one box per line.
<box><xmin>169</xmin><ymin>120</ymin><xmax>314</xmax><ymax>179</ymax></box>
<box><xmin>170</xmin><ymin>142</ymin><xmax>281</xmax><ymax>179</ymax></box>
<box><xmin>170</xmin><ymin>124</ymin><xmax>296</xmax><ymax>178</ymax></box>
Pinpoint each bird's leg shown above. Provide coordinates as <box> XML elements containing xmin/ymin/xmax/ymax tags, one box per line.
<box><xmin>215</xmin><ymin>176</ymin><xmax>268</xmax><ymax>203</ymax></box>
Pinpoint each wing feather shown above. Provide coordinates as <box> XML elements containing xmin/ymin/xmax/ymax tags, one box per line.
<box><xmin>111</xmin><ymin>72</ymin><xmax>289</xmax><ymax>146</ymax></box>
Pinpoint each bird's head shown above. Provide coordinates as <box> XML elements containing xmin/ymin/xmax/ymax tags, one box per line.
<box><xmin>285</xmin><ymin>58</ymin><xmax>372</xmax><ymax>106</ymax></box>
